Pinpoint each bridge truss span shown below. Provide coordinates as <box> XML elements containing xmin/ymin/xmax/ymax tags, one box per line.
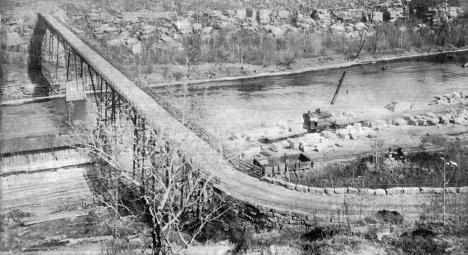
<box><xmin>34</xmin><ymin>14</ymin><xmax>468</xmax><ymax>223</ymax></box>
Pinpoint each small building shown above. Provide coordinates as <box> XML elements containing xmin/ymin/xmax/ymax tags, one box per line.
<box><xmin>253</xmin><ymin>153</ymin><xmax>312</xmax><ymax>177</ymax></box>
<box><xmin>303</xmin><ymin>109</ymin><xmax>333</xmax><ymax>133</ymax></box>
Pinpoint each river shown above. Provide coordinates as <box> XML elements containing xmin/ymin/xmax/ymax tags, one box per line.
<box><xmin>2</xmin><ymin>54</ymin><xmax>468</xmax><ymax>140</ymax></box>
<box><xmin>156</xmin><ymin>54</ymin><xmax>468</xmax><ymax>139</ymax></box>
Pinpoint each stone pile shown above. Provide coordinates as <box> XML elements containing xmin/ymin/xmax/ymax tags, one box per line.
<box><xmin>392</xmin><ymin>108</ymin><xmax>468</xmax><ymax>127</ymax></box>
<box><xmin>432</xmin><ymin>92</ymin><xmax>468</xmax><ymax>105</ymax></box>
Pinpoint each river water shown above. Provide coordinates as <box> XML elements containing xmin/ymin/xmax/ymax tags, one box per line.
<box><xmin>157</xmin><ymin>54</ymin><xmax>468</xmax><ymax>138</ymax></box>
<box><xmin>0</xmin><ymin>63</ymin><xmax>92</xmax><ymax>139</ymax></box>
<box><xmin>2</xmin><ymin>54</ymin><xmax>468</xmax><ymax>140</ymax></box>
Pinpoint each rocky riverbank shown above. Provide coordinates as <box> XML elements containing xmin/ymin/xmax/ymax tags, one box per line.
<box><xmin>2</xmin><ymin>1</ymin><xmax>467</xmax><ymax>85</ymax></box>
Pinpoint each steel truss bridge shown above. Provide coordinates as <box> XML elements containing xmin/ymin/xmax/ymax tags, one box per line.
<box><xmin>34</xmin><ymin>14</ymin><xmax>468</xmax><ymax>222</ymax></box>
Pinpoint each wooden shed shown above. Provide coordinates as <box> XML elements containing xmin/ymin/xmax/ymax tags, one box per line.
<box><xmin>253</xmin><ymin>153</ymin><xmax>313</xmax><ymax>177</ymax></box>
<box><xmin>303</xmin><ymin>109</ymin><xmax>333</xmax><ymax>133</ymax></box>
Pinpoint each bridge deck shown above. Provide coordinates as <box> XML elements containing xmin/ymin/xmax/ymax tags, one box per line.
<box><xmin>40</xmin><ymin>15</ymin><xmax>462</xmax><ymax>220</ymax></box>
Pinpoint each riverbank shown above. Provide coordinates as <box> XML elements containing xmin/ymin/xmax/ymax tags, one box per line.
<box><xmin>147</xmin><ymin>46</ymin><xmax>468</xmax><ymax>88</ymax></box>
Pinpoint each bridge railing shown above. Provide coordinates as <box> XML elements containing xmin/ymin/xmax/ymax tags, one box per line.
<box><xmin>39</xmin><ymin>14</ymin><xmax>259</xmax><ymax>177</ymax></box>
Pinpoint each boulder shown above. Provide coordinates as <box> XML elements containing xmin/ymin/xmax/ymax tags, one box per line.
<box><xmin>214</xmin><ymin>20</ymin><xmax>230</xmax><ymax>30</ymax></box>
<box><xmin>403</xmin><ymin>187</ymin><xmax>420</xmax><ymax>194</ymax></box>
<box><xmin>408</xmin><ymin>118</ymin><xmax>417</xmax><ymax>126</ymax></box>
<box><xmin>94</xmin><ymin>24</ymin><xmax>109</xmax><ymax>34</ymax></box>
<box><xmin>304</xmin><ymin>18</ymin><xmax>317</xmax><ymax>27</ymax></box>
<box><xmin>349</xmin><ymin>131</ymin><xmax>359</xmax><ymax>140</ymax></box>
<box><xmin>303</xmin><ymin>133</ymin><xmax>321</xmax><ymax>145</ymax></box>
<box><xmin>295</xmin><ymin>185</ymin><xmax>308</xmax><ymax>193</ymax></box>
<box><xmin>245</xmin><ymin>17</ymin><xmax>258</xmax><ymax>27</ymax></box>
<box><xmin>259</xmin><ymin>9</ymin><xmax>272</xmax><ymax>24</ymax></box>
<box><xmin>191</xmin><ymin>23</ymin><xmax>203</xmax><ymax>32</ymax></box>
<box><xmin>160</xmin><ymin>36</ymin><xmax>174</xmax><ymax>43</ymax></box>
<box><xmin>141</xmin><ymin>24</ymin><xmax>155</xmax><ymax>34</ymax></box>
<box><xmin>426</xmin><ymin>117</ymin><xmax>439</xmax><ymax>125</ymax></box>
<box><xmin>315</xmin><ymin>142</ymin><xmax>327</xmax><ymax>152</ymax></box>
<box><xmin>126</xmin><ymin>37</ymin><xmax>139</xmax><ymax>47</ymax></box>
<box><xmin>270</xmin><ymin>143</ymin><xmax>283</xmax><ymax>153</ymax></box>
<box><xmin>353</xmin><ymin>123</ymin><xmax>364</xmax><ymax>133</ymax></box>
<box><xmin>299</xmin><ymin>23</ymin><xmax>311</xmax><ymax>29</ymax></box>
<box><xmin>386</xmin><ymin>187</ymin><xmax>403</xmax><ymax>195</ymax></box>
<box><xmin>88</xmin><ymin>13</ymin><xmax>101</xmax><ymax>21</ymax></box>
<box><xmin>104</xmin><ymin>26</ymin><xmax>119</xmax><ymax>33</ymax></box>
<box><xmin>3</xmin><ymin>32</ymin><xmax>22</xmax><ymax>47</ymax></box>
<box><xmin>439</xmin><ymin>115</ymin><xmax>450</xmax><ymax>125</ymax></box>
<box><xmin>424</xmin><ymin>112</ymin><xmax>437</xmax><ymax>118</ymax></box>
<box><xmin>321</xmin><ymin>130</ymin><xmax>334</xmax><ymax>139</ymax></box>
<box><xmin>236</xmin><ymin>9</ymin><xmax>247</xmax><ymax>20</ymax></box>
<box><xmin>417</xmin><ymin>119</ymin><xmax>427</xmax><ymax>126</ymax></box>
<box><xmin>158</xmin><ymin>26</ymin><xmax>170</xmax><ymax>35</ymax></box>
<box><xmin>173</xmin><ymin>19</ymin><xmax>192</xmax><ymax>34</ymax></box>
<box><xmin>337</xmin><ymin>129</ymin><xmax>349</xmax><ymax>138</ymax></box>
<box><xmin>209</xmin><ymin>10</ymin><xmax>223</xmax><ymax>18</ymax></box>
<box><xmin>420</xmin><ymin>187</ymin><xmax>434</xmax><ymax>194</ymax></box>
<box><xmin>201</xmin><ymin>26</ymin><xmax>213</xmax><ymax>34</ymax></box>
<box><xmin>334</xmin><ymin>187</ymin><xmax>346</xmax><ymax>194</ymax></box>
<box><xmin>270</xmin><ymin>26</ymin><xmax>284</xmax><ymax>37</ymax></box>
<box><xmin>330</xmin><ymin>23</ymin><xmax>345</xmax><ymax>32</ymax></box>
<box><xmin>131</xmin><ymin>42</ymin><xmax>142</xmax><ymax>55</ymax></box>
<box><xmin>309</xmin><ymin>187</ymin><xmax>325</xmax><ymax>195</ymax></box>
<box><xmin>345</xmin><ymin>31</ymin><xmax>360</xmax><ymax>39</ymax></box>
<box><xmin>246</xmin><ymin>8</ymin><xmax>257</xmax><ymax>18</ymax></box>
<box><xmin>324</xmin><ymin>188</ymin><xmax>334</xmax><ymax>195</ymax></box>
<box><xmin>451</xmin><ymin>92</ymin><xmax>461</xmax><ymax>99</ymax></box>
<box><xmin>354</xmin><ymin>22</ymin><xmax>367</xmax><ymax>30</ymax></box>
<box><xmin>436</xmin><ymin>99</ymin><xmax>448</xmax><ymax>105</ymax></box>
<box><xmin>374</xmin><ymin>210</ymin><xmax>404</xmax><ymax>225</ymax></box>
<box><xmin>118</xmin><ymin>30</ymin><xmax>130</xmax><ymax>40</ymax></box>
<box><xmin>374</xmin><ymin>189</ymin><xmax>386</xmax><ymax>196</ymax></box>
<box><xmin>347</xmin><ymin>187</ymin><xmax>358</xmax><ymax>194</ymax></box>
<box><xmin>445</xmin><ymin>187</ymin><xmax>457</xmax><ymax>194</ymax></box>
<box><xmin>278</xmin><ymin>10</ymin><xmax>290</xmax><ymax>19</ymax></box>
<box><xmin>287</xmin><ymin>139</ymin><xmax>299</xmax><ymax>149</ymax></box>
<box><xmin>453</xmin><ymin>117</ymin><xmax>465</xmax><ymax>125</ymax></box>
<box><xmin>222</xmin><ymin>10</ymin><xmax>235</xmax><ymax>17</ymax></box>
<box><xmin>392</xmin><ymin>118</ymin><xmax>407</xmax><ymax>126</ymax></box>
<box><xmin>107</xmin><ymin>38</ymin><xmax>122</xmax><ymax>47</ymax></box>
<box><xmin>391</xmin><ymin>101</ymin><xmax>413</xmax><ymax>112</ymax></box>
<box><xmin>433</xmin><ymin>188</ymin><xmax>444</xmax><ymax>194</ymax></box>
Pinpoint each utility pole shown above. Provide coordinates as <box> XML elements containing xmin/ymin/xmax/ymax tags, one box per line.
<box><xmin>443</xmin><ymin>155</ymin><xmax>446</xmax><ymax>225</ymax></box>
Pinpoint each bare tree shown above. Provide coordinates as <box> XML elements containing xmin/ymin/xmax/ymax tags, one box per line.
<box><xmin>71</xmin><ymin>114</ymin><xmax>231</xmax><ymax>254</ymax></box>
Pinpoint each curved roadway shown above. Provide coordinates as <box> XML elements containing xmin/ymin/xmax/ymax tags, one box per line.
<box><xmin>41</xmin><ymin>14</ymin><xmax>463</xmax><ymax>221</ymax></box>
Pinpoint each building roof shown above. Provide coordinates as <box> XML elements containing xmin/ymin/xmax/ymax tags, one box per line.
<box><xmin>254</xmin><ymin>153</ymin><xmax>311</xmax><ymax>167</ymax></box>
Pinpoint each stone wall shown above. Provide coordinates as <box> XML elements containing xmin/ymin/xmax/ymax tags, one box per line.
<box><xmin>243</xmin><ymin>176</ymin><xmax>468</xmax><ymax>229</ymax></box>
